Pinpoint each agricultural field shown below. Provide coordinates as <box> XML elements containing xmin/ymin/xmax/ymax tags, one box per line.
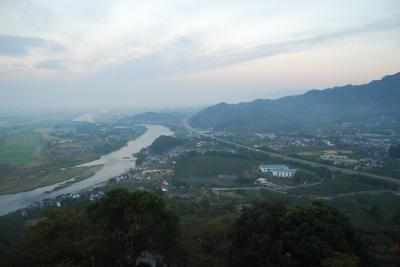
<box><xmin>0</xmin><ymin>131</ymin><xmax>44</xmax><ymax>166</ymax></box>
<box><xmin>329</xmin><ymin>193</ymin><xmax>400</xmax><ymax>230</ymax></box>
<box><xmin>0</xmin><ymin>117</ymin><xmax>147</xmax><ymax>195</ymax></box>
<box><xmin>288</xmin><ymin>174</ymin><xmax>397</xmax><ymax>196</ymax></box>
<box><xmin>0</xmin><ymin>165</ymin><xmax>102</xmax><ymax>195</ymax></box>
<box><xmin>174</xmin><ymin>151</ymin><xmax>255</xmax><ymax>180</ymax></box>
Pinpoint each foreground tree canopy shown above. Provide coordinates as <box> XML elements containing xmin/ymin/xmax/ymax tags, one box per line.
<box><xmin>230</xmin><ymin>202</ymin><xmax>372</xmax><ymax>267</ymax></box>
<box><xmin>1</xmin><ymin>190</ymin><xmax>374</xmax><ymax>267</ymax></box>
<box><xmin>1</xmin><ymin>189</ymin><xmax>179</xmax><ymax>267</ymax></box>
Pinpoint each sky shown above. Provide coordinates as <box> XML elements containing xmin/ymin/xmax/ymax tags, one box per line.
<box><xmin>0</xmin><ymin>0</ymin><xmax>399</xmax><ymax>111</ymax></box>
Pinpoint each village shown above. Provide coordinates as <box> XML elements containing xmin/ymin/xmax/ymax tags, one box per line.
<box><xmin>14</xmin><ymin>116</ymin><xmax>400</xmax><ymax>218</ymax></box>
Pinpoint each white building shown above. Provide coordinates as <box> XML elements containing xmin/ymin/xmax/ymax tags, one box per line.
<box><xmin>271</xmin><ymin>169</ymin><xmax>296</xmax><ymax>177</ymax></box>
<box><xmin>259</xmin><ymin>164</ymin><xmax>289</xmax><ymax>173</ymax></box>
<box><xmin>259</xmin><ymin>164</ymin><xmax>296</xmax><ymax>178</ymax></box>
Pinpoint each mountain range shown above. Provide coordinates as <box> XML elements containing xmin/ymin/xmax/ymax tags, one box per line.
<box><xmin>190</xmin><ymin>72</ymin><xmax>400</xmax><ymax>132</ymax></box>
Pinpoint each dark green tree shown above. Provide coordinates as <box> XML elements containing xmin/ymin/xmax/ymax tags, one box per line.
<box><xmin>230</xmin><ymin>202</ymin><xmax>292</xmax><ymax>267</ymax></box>
<box><xmin>177</xmin><ymin>216</ymin><xmax>234</xmax><ymax>267</ymax></box>
<box><xmin>368</xmin><ymin>205</ymin><xmax>383</xmax><ymax>223</ymax></box>
<box><xmin>87</xmin><ymin>189</ymin><xmax>179</xmax><ymax>266</ymax></box>
<box><xmin>321</xmin><ymin>252</ymin><xmax>359</xmax><ymax>267</ymax></box>
<box><xmin>389</xmin><ymin>144</ymin><xmax>400</xmax><ymax>159</ymax></box>
<box><xmin>2</xmin><ymin>189</ymin><xmax>179</xmax><ymax>267</ymax></box>
<box><xmin>1</xmin><ymin>209</ymin><xmax>93</xmax><ymax>267</ymax></box>
<box><xmin>229</xmin><ymin>201</ymin><xmax>372</xmax><ymax>267</ymax></box>
<box><xmin>292</xmin><ymin>170</ymin><xmax>312</xmax><ymax>183</ymax></box>
<box><xmin>392</xmin><ymin>210</ymin><xmax>400</xmax><ymax>225</ymax></box>
<box><xmin>280</xmin><ymin>202</ymin><xmax>370</xmax><ymax>267</ymax></box>
<box><xmin>149</xmin><ymin>135</ymin><xmax>183</xmax><ymax>155</ymax></box>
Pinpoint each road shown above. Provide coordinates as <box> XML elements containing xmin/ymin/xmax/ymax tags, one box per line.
<box><xmin>182</xmin><ymin>117</ymin><xmax>400</xmax><ymax>185</ymax></box>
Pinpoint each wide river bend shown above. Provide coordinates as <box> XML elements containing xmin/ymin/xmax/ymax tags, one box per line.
<box><xmin>0</xmin><ymin>125</ymin><xmax>172</xmax><ymax>216</ymax></box>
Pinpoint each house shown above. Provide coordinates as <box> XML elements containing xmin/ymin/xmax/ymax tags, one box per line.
<box><xmin>256</xmin><ymin>178</ymin><xmax>268</xmax><ymax>185</ymax></box>
<box><xmin>320</xmin><ymin>155</ymin><xmax>348</xmax><ymax>161</ymax></box>
<box><xmin>161</xmin><ymin>187</ymin><xmax>168</xmax><ymax>192</ymax></box>
<box><xmin>20</xmin><ymin>209</ymin><xmax>28</xmax><ymax>216</ymax></box>
<box><xmin>259</xmin><ymin>164</ymin><xmax>296</xmax><ymax>178</ymax></box>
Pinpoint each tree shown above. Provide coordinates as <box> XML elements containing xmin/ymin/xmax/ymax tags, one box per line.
<box><xmin>230</xmin><ymin>202</ymin><xmax>292</xmax><ymax>267</ymax></box>
<box><xmin>280</xmin><ymin>202</ymin><xmax>370</xmax><ymax>267</ymax></box>
<box><xmin>177</xmin><ymin>216</ymin><xmax>234</xmax><ymax>267</ymax></box>
<box><xmin>292</xmin><ymin>170</ymin><xmax>311</xmax><ymax>183</ymax></box>
<box><xmin>389</xmin><ymin>144</ymin><xmax>400</xmax><ymax>159</ymax></box>
<box><xmin>149</xmin><ymin>135</ymin><xmax>183</xmax><ymax>155</ymax></box>
<box><xmin>321</xmin><ymin>252</ymin><xmax>359</xmax><ymax>267</ymax></box>
<box><xmin>1</xmin><ymin>209</ymin><xmax>93</xmax><ymax>267</ymax></box>
<box><xmin>393</xmin><ymin>210</ymin><xmax>400</xmax><ymax>225</ymax></box>
<box><xmin>368</xmin><ymin>205</ymin><xmax>383</xmax><ymax>223</ymax></box>
<box><xmin>87</xmin><ymin>189</ymin><xmax>179</xmax><ymax>266</ymax></box>
<box><xmin>2</xmin><ymin>189</ymin><xmax>179</xmax><ymax>267</ymax></box>
<box><xmin>230</xmin><ymin>201</ymin><xmax>372</xmax><ymax>267</ymax></box>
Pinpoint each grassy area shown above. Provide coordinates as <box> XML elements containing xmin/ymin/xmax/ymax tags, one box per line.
<box><xmin>0</xmin><ymin>124</ymin><xmax>147</xmax><ymax>195</ymax></box>
<box><xmin>288</xmin><ymin>174</ymin><xmax>395</xmax><ymax>196</ymax></box>
<box><xmin>0</xmin><ymin>131</ymin><xmax>43</xmax><ymax>165</ymax></box>
<box><xmin>174</xmin><ymin>152</ymin><xmax>254</xmax><ymax>179</ymax></box>
<box><xmin>0</xmin><ymin>165</ymin><xmax>101</xmax><ymax>195</ymax></box>
<box><xmin>329</xmin><ymin>193</ymin><xmax>400</xmax><ymax>230</ymax></box>
<box><xmin>368</xmin><ymin>160</ymin><xmax>400</xmax><ymax>178</ymax></box>
<box><xmin>35</xmin><ymin>128</ymin><xmax>54</xmax><ymax>140</ymax></box>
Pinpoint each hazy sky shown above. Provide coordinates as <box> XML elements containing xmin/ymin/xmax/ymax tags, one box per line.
<box><xmin>0</xmin><ymin>0</ymin><xmax>399</xmax><ymax>111</ymax></box>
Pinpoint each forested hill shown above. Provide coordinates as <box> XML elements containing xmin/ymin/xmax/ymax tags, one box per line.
<box><xmin>121</xmin><ymin>111</ymin><xmax>186</xmax><ymax>125</ymax></box>
<box><xmin>190</xmin><ymin>72</ymin><xmax>400</xmax><ymax>132</ymax></box>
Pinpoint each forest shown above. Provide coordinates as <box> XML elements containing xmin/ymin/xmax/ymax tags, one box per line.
<box><xmin>0</xmin><ymin>188</ymin><xmax>390</xmax><ymax>267</ymax></box>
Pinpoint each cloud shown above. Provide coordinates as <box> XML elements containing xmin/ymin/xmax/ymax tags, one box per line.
<box><xmin>87</xmin><ymin>15</ymin><xmax>400</xmax><ymax>84</ymax></box>
<box><xmin>0</xmin><ymin>34</ymin><xmax>63</xmax><ymax>57</ymax></box>
<box><xmin>35</xmin><ymin>59</ymin><xmax>65</xmax><ymax>70</ymax></box>
<box><xmin>193</xmin><ymin>16</ymin><xmax>400</xmax><ymax>72</ymax></box>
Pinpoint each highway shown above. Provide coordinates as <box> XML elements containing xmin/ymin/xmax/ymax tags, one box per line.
<box><xmin>182</xmin><ymin>117</ymin><xmax>400</xmax><ymax>185</ymax></box>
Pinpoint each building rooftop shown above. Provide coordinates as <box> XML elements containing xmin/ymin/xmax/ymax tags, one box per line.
<box><xmin>260</xmin><ymin>164</ymin><xmax>289</xmax><ymax>170</ymax></box>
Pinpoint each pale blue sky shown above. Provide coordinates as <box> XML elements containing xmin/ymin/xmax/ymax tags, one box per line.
<box><xmin>0</xmin><ymin>0</ymin><xmax>399</xmax><ymax>110</ymax></box>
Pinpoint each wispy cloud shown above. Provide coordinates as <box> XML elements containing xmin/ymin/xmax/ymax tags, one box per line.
<box><xmin>185</xmin><ymin>16</ymin><xmax>400</xmax><ymax>72</ymax></box>
<box><xmin>0</xmin><ymin>1</ymin><xmax>399</xmax><ymax>110</ymax></box>
<box><xmin>35</xmin><ymin>59</ymin><xmax>65</xmax><ymax>70</ymax></box>
<box><xmin>0</xmin><ymin>34</ymin><xmax>63</xmax><ymax>57</ymax></box>
<box><xmin>90</xmin><ymin>15</ymin><xmax>400</xmax><ymax>82</ymax></box>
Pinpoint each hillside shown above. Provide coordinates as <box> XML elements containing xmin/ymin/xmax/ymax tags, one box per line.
<box><xmin>190</xmin><ymin>73</ymin><xmax>400</xmax><ymax>132</ymax></box>
<box><xmin>121</xmin><ymin>111</ymin><xmax>186</xmax><ymax>126</ymax></box>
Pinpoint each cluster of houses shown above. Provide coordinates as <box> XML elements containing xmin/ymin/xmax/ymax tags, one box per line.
<box><xmin>319</xmin><ymin>150</ymin><xmax>358</xmax><ymax>166</ymax></box>
<box><xmin>320</xmin><ymin>154</ymin><xmax>348</xmax><ymax>162</ymax></box>
<box><xmin>253</xmin><ymin>134</ymin><xmax>323</xmax><ymax>151</ymax></box>
<box><xmin>19</xmin><ymin>188</ymin><xmax>105</xmax><ymax>217</ymax></box>
<box><xmin>255</xmin><ymin>178</ymin><xmax>280</xmax><ymax>188</ymax></box>
<box><xmin>259</xmin><ymin>164</ymin><xmax>296</xmax><ymax>178</ymax></box>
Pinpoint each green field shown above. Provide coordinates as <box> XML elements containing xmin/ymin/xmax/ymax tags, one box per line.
<box><xmin>0</xmin><ymin>132</ymin><xmax>42</xmax><ymax>165</ymax></box>
<box><xmin>329</xmin><ymin>193</ymin><xmax>400</xmax><ymax>230</ymax></box>
<box><xmin>288</xmin><ymin>175</ymin><xmax>392</xmax><ymax>196</ymax></box>
<box><xmin>0</xmin><ymin>165</ymin><xmax>101</xmax><ymax>195</ymax></box>
<box><xmin>175</xmin><ymin>152</ymin><xmax>254</xmax><ymax>179</ymax></box>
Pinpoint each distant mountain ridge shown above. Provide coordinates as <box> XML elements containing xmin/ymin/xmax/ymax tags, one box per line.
<box><xmin>190</xmin><ymin>72</ymin><xmax>400</xmax><ymax>132</ymax></box>
<box><xmin>122</xmin><ymin>111</ymin><xmax>187</xmax><ymax>126</ymax></box>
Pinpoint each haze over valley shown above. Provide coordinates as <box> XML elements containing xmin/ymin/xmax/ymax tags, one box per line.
<box><xmin>1</xmin><ymin>1</ymin><xmax>400</xmax><ymax>266</ymax></box>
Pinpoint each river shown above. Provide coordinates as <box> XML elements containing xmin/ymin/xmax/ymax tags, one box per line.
<box><xmin>0</xmin><ymin>125</ymin><xmax>173</xmax><ymax>216</ymax></box>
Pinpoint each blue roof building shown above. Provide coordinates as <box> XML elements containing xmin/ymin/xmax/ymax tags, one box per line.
<box><xmin>259</xmin><ymin>164</ymin><xmax>296</xmax><ymax>177</ymax></box>
<box><xmin>259</xmin><ymin>165</ymin><xmax>289</xmax><ymax>172</ymax></box>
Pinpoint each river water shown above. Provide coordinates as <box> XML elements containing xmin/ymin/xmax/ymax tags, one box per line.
<box><xmin>0</xmin><ymin>125</ymin><xmax>173</xmax><ymax>216</ymax></box>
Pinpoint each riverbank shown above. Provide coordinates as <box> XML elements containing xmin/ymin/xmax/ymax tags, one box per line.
<box><xmin>0</xmin><ymin>125</ymin><xmax>173</xmax><ymax>216</ymax></box>
<box><xmin>0</xmin><ymin>165</ymin><xmax>102</xmax><ymax>196</ymax></box>
<box><xmin>0</xmin><ymin>126</ymin><xmax>147</xmax><ymax>196</ymax></box>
